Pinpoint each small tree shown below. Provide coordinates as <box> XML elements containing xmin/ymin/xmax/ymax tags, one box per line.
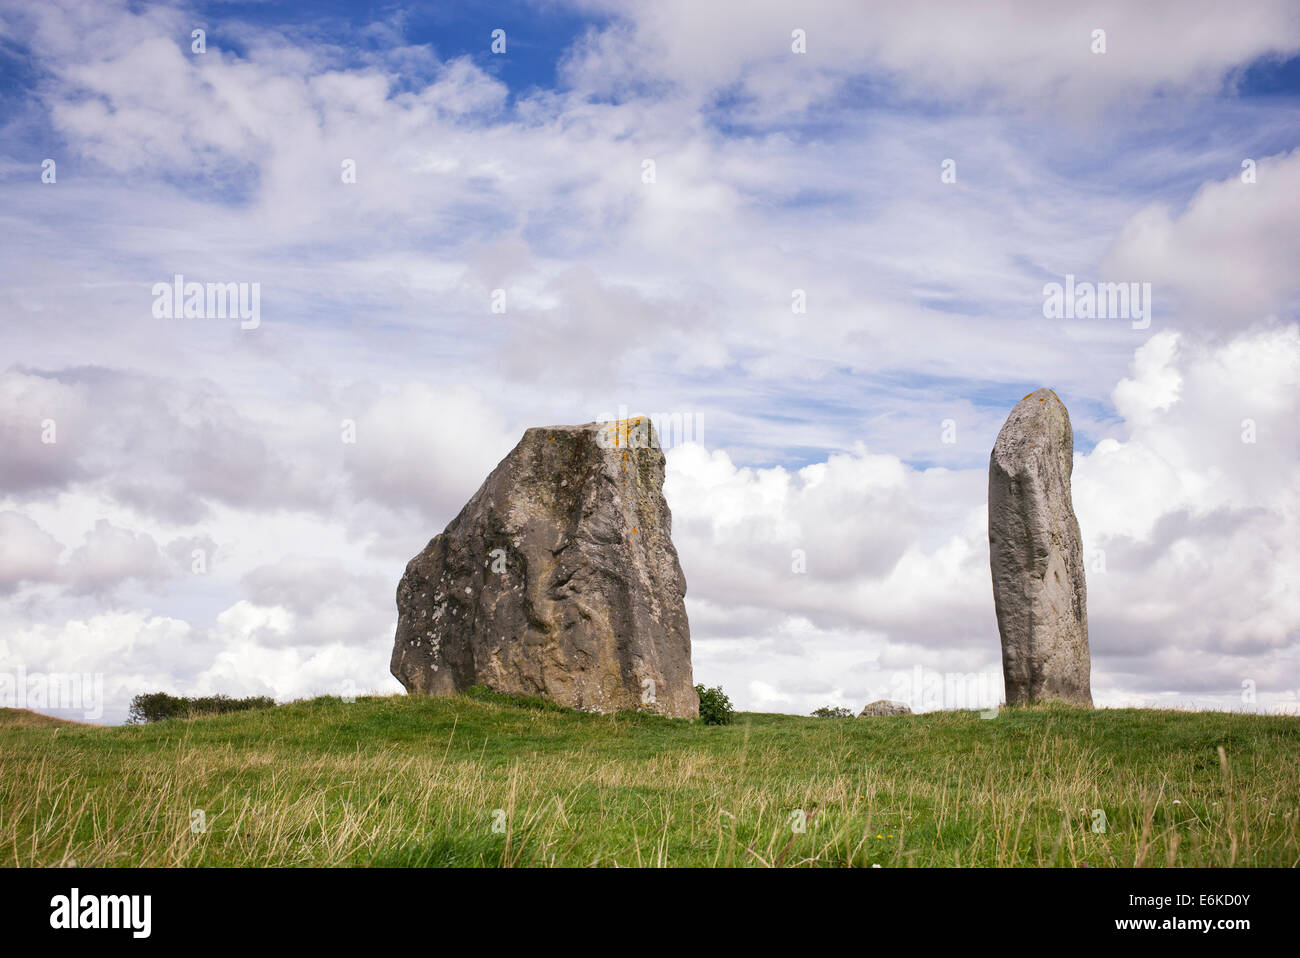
<box><xmin>695</xmin><ymin>684</ymin><xmax>735</xmax><ymax>726</ymax></box>
<box><xmin>811</xmin><ymin>705</ymin><xmax>853</xmax><ymax>718</ymax></box>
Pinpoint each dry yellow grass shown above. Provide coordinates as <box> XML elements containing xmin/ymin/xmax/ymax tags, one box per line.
<box><xmin>2</xmin><ymin>694</ymin><xmax>1297</xmax><ymax>867</ymax></box>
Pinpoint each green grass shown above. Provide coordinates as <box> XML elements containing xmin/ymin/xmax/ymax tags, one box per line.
<box><xmin>2</xmin><ymin>695</ymin><xmax>1298</xmax><ymax>867</ymax></box>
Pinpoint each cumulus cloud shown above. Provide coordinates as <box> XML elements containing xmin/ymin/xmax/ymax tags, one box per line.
<box><xmin>0</xmin><ymin>512</ymin><xmax>171</xmax><ymax>596</ymax></box>
<box><xmin>1076</xmin><ymin>326</ymin><xmax>1300</xmax><ymax>678</ymax></box>
<box><xmin>0</xmin><ymin>511</ymin><xmax>63</xmax><ymax>593</ymax></box>
<box><xmin>0</xmin><ymin>611</ymin><xmax>194</xmax><ymax>722</ymax></box>
<box><xmin>343</xmin><ymin>382</ymin><xmax>519</xmax><ymax>523</ymax></box>
<box><xmin>63</xmin><ymin>519</ymin><xmax>171</xmax><ymax>594</ymax></box>
<box><xmin>667</xmin><ymin>441</ymin><xmax>997</xmax><ymax>714</ymax></box>
<box><xmin>0</xmin><ymin>366</ymin><xmax>329</xmax><ymax>522</ymax></box>
<box><xmin>241</xmin><ymin>554</ymin><xmax>394</xmax><ymax>649</ymax></box>
<box><xmin>0</xmin><ymin>368</ymin><xmax>87</xmax><ymax>495</ymax></box>
<box><xmin>1103</xmin><ymin>149</ymin><xmax>1300</xmax><ymax>330</ymax></box>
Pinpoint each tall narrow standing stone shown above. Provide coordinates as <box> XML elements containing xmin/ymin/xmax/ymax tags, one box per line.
<box><xmin>988</xmin><ymin>388</ymin><xmax>1092</xmax><ymax>706</ymax></box>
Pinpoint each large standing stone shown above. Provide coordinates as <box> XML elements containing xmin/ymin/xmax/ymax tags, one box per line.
<box><xmin>988</xmin><ymin>389</ymin><xmax>1092</xmax><ymax>706</ymax></box>
<box><xmin>390</xmin><ymin>418</ymin><xmax>698</xmax><ymax>718</ymax></box>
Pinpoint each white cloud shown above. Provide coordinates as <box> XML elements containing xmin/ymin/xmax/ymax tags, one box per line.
<box><xmin>343</xmin><ymin>381</ymin><xmax>520</xmax><ymax>524</ymax></box>
<box><xmin>1</xmin><ymin>611</ymin><xmax>193</xmax><ymax>722</ymax></box>
<box><xmin>0</xmin><ymin>511</ymin><xmax>63</xmax><ymax>592</ymax></box>
<box><xmin>564</xmin><ymin>0</ymin><xmax>1300</xmax><ymax>113</ymax></box>
<box><xmin>1104</xmin><ymin>149</ymin><xmax>1300</xmax><ymax>329</ymax></box>
<box><xmin>0</xmin><ymin>368</ymin><xmax>87</xmax><ymax>495</ymax></box>
<box><xmin>64</xmin><ymin>519</ymin><xmax>170</xmax><ymax>594</ymax></box>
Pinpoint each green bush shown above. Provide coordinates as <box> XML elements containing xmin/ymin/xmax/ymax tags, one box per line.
<box><xmin>694</xmin><ymin>684</ymin><xmax>735</xmax><ymax>726</ymax></box>
<box><xmin>811</xmin><ymin>705</ymin><xmax>853</xmax><ymax>718</ymax></box>
<box><xmin>127</xmin><ymin>692</ymin><xmax>276</xmax><ymax>724</ymax></box>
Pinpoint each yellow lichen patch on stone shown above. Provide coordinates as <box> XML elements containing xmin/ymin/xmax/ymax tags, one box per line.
<box><xmin>604</xmin><ymin>417</ymin><xmax>649</xmax><ymax>451</ymax></box>
<box><xmin>1022</xmin><ymin>392</ymin><xmax>1034</xmax><ymax>400</ymax></box>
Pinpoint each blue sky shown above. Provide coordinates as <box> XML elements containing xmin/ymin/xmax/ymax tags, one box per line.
<box><xmin>1</xmin><ymin>0</ymin><xmax>1299</xmax><ymax>722</ymax></box>
<box><xmin>185</xmin><ymin>0</ymin><xmax>607</xmax><ymax>91</ymax></box>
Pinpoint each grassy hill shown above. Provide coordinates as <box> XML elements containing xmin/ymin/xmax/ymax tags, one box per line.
<box><xmin>0</xmin><ymin>707</ymin><xmax>97</xmax><ymax>730</ymax></box>
<box><xmin>2</xmin><ymin>692</ymin><xmax>1297</xmax><ymax>867</ymax></box>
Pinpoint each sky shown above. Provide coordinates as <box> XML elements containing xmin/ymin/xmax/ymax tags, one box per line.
<box><xmin>1</xmin><ymin>0</ymin><xmax>1298</xmax><ymax>724</ymax></box>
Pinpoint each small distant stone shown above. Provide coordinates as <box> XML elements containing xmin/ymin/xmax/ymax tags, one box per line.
<box><xmin>858</xmin><ymin>699</ymin><xmax>912</xmax><ymax>717</ymax></box>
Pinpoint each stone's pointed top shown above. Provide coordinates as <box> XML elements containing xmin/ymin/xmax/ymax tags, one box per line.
<box><xmin>522</xmin><ymin>421</ymin><xmax>608</xmax><ymax>440</ymax></box>
<box><xmin>994</xmin><ymin>388</ymin><xmax>1074</xmax><ymax>472</ymax></box>
<box><xmin>1019</xmin><ymin>387</ymin><xmax>1061</xmax><ymax>403</ymax></box>
<box><xmin>526</xmin><ymin>421</ymin><xmax>619</xmax><ymax>431</ymax></box>
<box><xmin>523</xmin><ymin>417</ymin><xmax>663</xmax><ymax>452</ymax></box>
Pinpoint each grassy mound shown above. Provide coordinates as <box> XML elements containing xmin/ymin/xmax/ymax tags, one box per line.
<box><xmin>2</xmin><ymin>694</ymin><xmax>1296</xmax><ymax>867</ymax></box>
<box><xmin>0</xmin><ymin>707</ymin><xmax>99</xmax><ymax>729</ymax></box>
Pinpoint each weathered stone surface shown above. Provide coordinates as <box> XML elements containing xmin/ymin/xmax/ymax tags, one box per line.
<box><xmin>390</xmin><ymin>418</ymin><xmax>698</xmax><ymax>718</ymax></box>
<box><xmin>988</xmin><ymin>388</ymin><xmax>1092</xmax><ymax>706</ymax></box>
<box><xmin>858</xmin><ymin>699</ymin><xmax>912</xmax><ymax>717</ymax></box>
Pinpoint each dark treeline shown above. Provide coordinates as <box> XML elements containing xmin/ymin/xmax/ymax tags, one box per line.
<box><xmin>127</xmin><ymin>692</ymin><xmax>275</xmax><ymax>724</ymax></box>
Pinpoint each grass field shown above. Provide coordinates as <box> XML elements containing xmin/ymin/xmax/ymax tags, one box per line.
<box><xmin>3</xmin><ymin>692</ymin><xmax>1298</xmax><ymax>867</ymax></box>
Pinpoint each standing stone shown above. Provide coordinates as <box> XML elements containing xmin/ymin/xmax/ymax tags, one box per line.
<box><xmin>988</xmin><ymin>389</ymin><xmax>1092</xmax><ymax>706</ymax></box>
<box><xmin>390</xmin><ymin>418</ymin><xmax>698</xmax><ymax>718</ymax></box>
